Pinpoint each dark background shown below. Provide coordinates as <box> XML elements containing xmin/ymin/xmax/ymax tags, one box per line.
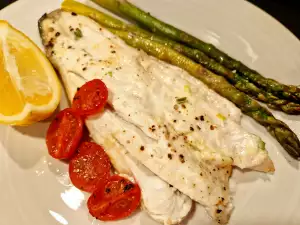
<box><xmin>0</xmin><ymin>0</ymin><xmax>299</xmax><ymax>39</ymax></box>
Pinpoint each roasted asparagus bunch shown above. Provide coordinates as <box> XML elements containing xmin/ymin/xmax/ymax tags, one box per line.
<box><xmin>91</xmin><ymin>0</ymin><xmax>300</xmax><ymax>103</ymax></box>
<box><xmin>61</xmin><ymin>0</ymin><xmax>300</xmax><ymax>159</ymax></box>
<box><xmin>62</xmin><ymin>0</ymin><xmax>300</xmax><ymax>115</ymax></box>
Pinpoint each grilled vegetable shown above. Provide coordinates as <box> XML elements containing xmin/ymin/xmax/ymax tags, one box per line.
<box><xmin>92</xmin><ymin>0</ymin><xmax>300</xmax><ymax>102</ymax></box>
<box><xmin>60</xmin><ymin>0</ymin><xmax>300</xmax><ymax>159</ymax></box>
<box><xmin>110</xmin><ymin>30</ymin><xmax>300</xmax><ymax>159</ymax></box>
<box><xmin>62</xmin><ymin>0</ymin><xmax>300</xmax><ymax>115</ymax></box>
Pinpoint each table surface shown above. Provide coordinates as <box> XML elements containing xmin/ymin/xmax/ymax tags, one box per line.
<box><xmin>0</xmin><ymin>0</ymin><xmax>299</xmax><ymax>39</ymax></box>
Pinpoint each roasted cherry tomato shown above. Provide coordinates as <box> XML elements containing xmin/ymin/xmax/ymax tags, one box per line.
<box><xmin>46</xmin><ymin>108</ymin><xmax>83</xmax><ymax>160</ymax></box>
<box><xmin>69</xmin><ymin>142</ymin><xmax>111</xmax><ymax>193</ymax></box>
<box><xmin>72</xmin><ymin>79</ymin><xmax>108</xmax><ymax>116</ymax></box>
<box><xmin>87</xmin><ymin>175</ymin><xmax>141</xmax><ymax>221</ymax></box>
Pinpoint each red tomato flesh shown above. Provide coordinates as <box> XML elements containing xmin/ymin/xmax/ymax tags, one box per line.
<box><xmin>72</xmin><ymin>79</ymin><xmax>108</xmax><ymax>116</ymax></box>
<box><xmin>46</xmin><ymin>108</ymin><xmax>83</xmax><ymax>160</ymax></box>
<box><xmin>69</xmin><ymin>142</ymin><xmax>111</xmax><ymax>193</ymax></box>
<box><xmin>87</xmin><ymin>175</ymin><xmax>141</xmax><ymax>221</ymax></box>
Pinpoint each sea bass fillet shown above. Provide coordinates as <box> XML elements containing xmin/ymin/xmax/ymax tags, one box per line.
<box><xmin>39</xmin><ymin>10</ymin><xmax>274</xmax><ymax>223</ymax></box>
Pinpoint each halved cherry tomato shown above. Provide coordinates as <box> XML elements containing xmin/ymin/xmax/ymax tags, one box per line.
<box><xmin>87</xmin><ymin>175</ymin><xmax>141</xmax><ymax>221</ymax></box>
<box><xmin>69</xmin><ymin>142</ymin><xmax>111</xmax><ymax>193</ymax></box>
<box><xmin>72</xmin><ymin>79</ymin><xmax>108</xmax><ymax>116</ymax></box>
<box><xmin>46</xmin><ymin>108</ymin><xmax>83</xmax><ymax>160</ymax></box>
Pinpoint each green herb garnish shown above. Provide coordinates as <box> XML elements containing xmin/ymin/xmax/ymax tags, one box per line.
<box><xmin>105</xmin><ymin>71</ymin><xmax>113</xmax><ymax>77</ymax></box>
<box><xmin>74</xmin><ymin>28</ymin><xmax>83</xmax><ymax>40</ymax></box>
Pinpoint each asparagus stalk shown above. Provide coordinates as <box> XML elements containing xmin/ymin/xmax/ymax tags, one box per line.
<box><xmin>61</xmin><ymin>0</ymin><xmax>300</xmax><ymax>158</ymax></box>
<box><xmin>92</xmin><ymin>0</ymin><xmax>300</xmax><ymax>102</ymax></box>
<box><xmin>121</xmin><ymin>28</ymin><xmax>300</xmax><ymax>114</ymax></box>
<box><xmin>62</xmin><ymin>0</ymin><xmax>300</xmax><ymax>115</ymax></box>
<box><xmin>110</xmin><ymin>30</ymin><xmax>300</xmax><ymax>159</ymax></box>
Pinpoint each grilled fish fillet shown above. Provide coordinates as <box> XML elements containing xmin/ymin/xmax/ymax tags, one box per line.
<box><xmin>39</xmin><ymin>10</ymin><xmax>274</xmax><ymax>223</ymax></box>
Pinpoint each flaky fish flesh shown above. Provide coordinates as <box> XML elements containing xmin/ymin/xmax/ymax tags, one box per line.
<box><xmin>39</xmin><ymin>10</ymin><xmax>274</xmax><ymax>224</ymax></box>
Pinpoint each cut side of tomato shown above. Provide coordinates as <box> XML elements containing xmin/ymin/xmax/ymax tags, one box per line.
<box><xmin>72</xmin><ymin>79</ymin><xmax>108</xmax><ymax>117</ymax></box>
<box><xmin>46</xmin><ymin>108</ymin><xmax>83</xmax><ymax>160</ymax></box>
<box><xmin>69</xmin><ymin>142</ymin><xmax>111</xmax><ymax>193</ymax></box>
<box><xmin>87</xmin><ymin>175</ymin><xmax>141</xmax><ymax>221</ymax></box>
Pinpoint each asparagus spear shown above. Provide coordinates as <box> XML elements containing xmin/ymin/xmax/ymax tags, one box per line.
<box><xmin>61</xmin><ymin>0</ymin><xmax>300</xmax><ymax>158</ymax></box>
<box><xmin>62</xmin><ymin>0</ymin><xmax>300</xmax><ymax>115</ymax></box>
<box><xmin>121</xmin><ymin>28</ymin><xmax>300</xmax><ymax>114</ymax></box>
<box><xmin>92</xmin><ymin>0</ymin><xmax>300</xmax><ymax>102</ymax></box>
<box><xmin>109</xmin><ymin>30</ymin><xmax>300</xmax><ymax>159</ymax></box>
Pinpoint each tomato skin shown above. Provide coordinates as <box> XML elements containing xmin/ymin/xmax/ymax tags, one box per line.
<box><xmin>69</xmin><ymin>142</ymin><xmax>111</xmax><ymax>193</ymax></box>
<box><xmin>46</xmin><ymin>108</ymin><xmax>83</xmax><ymax>160</ymax></box>
<box><xmin>72</xmin><ymin>79</ymin><xmax>108</xmax><ymax>116</ymax></box>
<box><xmin>87</xmin><ymin>175</ymin><xmax>141</xmax><ymax>221</ymax></box>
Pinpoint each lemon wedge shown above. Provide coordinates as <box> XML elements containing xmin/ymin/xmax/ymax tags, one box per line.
<box><xmin>0</xmin><ymin>21</ymin><xmax>61</xmax><ymax>126</ymax></box>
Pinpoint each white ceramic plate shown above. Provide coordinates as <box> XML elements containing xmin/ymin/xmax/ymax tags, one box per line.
<box><xmin>1</xmin><ymin>0</ymin><xmax>300</xmax><ymax>224</ymax></box>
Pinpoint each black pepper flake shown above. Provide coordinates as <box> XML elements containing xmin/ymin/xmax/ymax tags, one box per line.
<box><xmin>176</xmin><ymin>97</ymin><xmax>187</xmax><ymax>104</ymax></box>
<box><xmin>123</xmin><ymin>183</ymin><xmax>134</xmax><ymax>192</ymax></box>
<box><xmin>195</xmin><ymin>117</ymin><xmax>199</xmax><ymax>120</ymax></box>
<box><xmin>179</xmin><ymin>154</ymin><xmax>185</xmax><ymax>163</ymax></box>
<box><xmin>197</xmin><ymin>125</ymin><xmax>201</xmax><ymax>130</ymax></box>
<box><xmin>169</xmin><ymin>184</ymin><xmax>173</xmax><ymax>188</ymax></box>
<box><xmin>200</xmin><ymin>172</ymin><xmax>203</xmax><ymax>176</ymax></box>
<box><xmin>181</xmin><ymin>104</ymin><xmax>186</xmax><ymax>109</ymax></box>
<box><xmin>183</xmin><ymin>136</ymin><xmax>187</xmax><ymax>141</ymax></box>
<box><xmin>223</xmin><ymin>187</ymin><xmax>226</xmax><ymax>191</ymax></box>
<box><xmin>84</xmin><ymin>53</ymin><xmax>88</xmax><ymax>57</ymax></box>
<box><xmin>190</xmin><ymin>126</ymin><xmax>194</xmax><ymax>131</ymax></box>
<box><xmin>82</xmin><ymin>67</ymin><xmax>87</xmax><ymax>71</ymax></box>
<box><xmin>200</xmin><ymin>115</ymin><xmax>204</xmax><ymax>121</ymax></box>
<box><xmin>151</xmin><ymin>154</ymin><xmax>153</xmax><ymax>158</ymax></box>
<box><xmin>99</xmin><ymin>27</ymin><xmax>102</xmax><ymax>31</ymax></box>
<box><xmin>140</xmin><ymin>146</ymin><xmax>145</xmax><ymax>151</ymax></box>
<box><xmin>105</xmin><ymin>188</ymin><xmax>111</xmax><ymax>193</ymax></box>
<box><xmin>126</xmin><ymin>140</ymin><xmax>130</xmax><ymax>144</ymax></box>
<box><xmin>77</xmin><ymin>87</ymin><xmax>80</xmax><ymax>91</ymax></box>
<box><xmin>173</xmin><ymin>120</ymin><xmax>177</xmax><ymax>123</ymax></box>
<box><xmin>168</xmin><ymin>143</ymin><xmax>171</xmax><ymax>147</ymax></box>
<box><xmin>221</xmin><ymin>197</ymin><xmax>224</xmax><ymax>201</ymax></box>
<box><xmin>46</xmin><ymin>41</ymin><xmax>54</xmax><ymax>48</ymax></box>
<box><xmin>216</xmin><ymin>209</ymin><xmax>222</xmax><ymax>214</ymax></box>
<box><xmin>168</xmin><ymin>153</ymin><xmax>173</xmax><ymax>160</ymax></box>
<box><xmin>55</xmin><ymin>32</ymin><xmax>60</xmax><ymax>37</ymax></box>
<box><xmin>111</xmin><ymin>50</ymin><xmax>116</xmax><ymax>54</ymax></box>
<box><xmin>71</xmin><ymin>12</ymin><xmax>77</xmax><ymax>16</ymax></box>
<box><xmin>213</xmin><ymin>169</ymin><xmax>216</xmax><ymax>171</ymax></box>
<box><xmin>210</xmin><ymin>125</ymin><xmax>215</xmax><ymax>130</ymax></box>
<box><xmin>68</xmin><ymin>46</ymin><xmax>72</xmax><ymax>49</ymax></box>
